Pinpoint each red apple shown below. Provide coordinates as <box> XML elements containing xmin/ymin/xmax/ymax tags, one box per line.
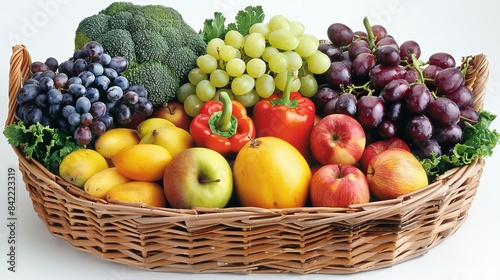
<box><xmin>310</xmin><ymin>164</ymin><xmax>370</xmax><ymax>208</ymax></box>
<box><xmin>310</xmin><ymin>114</ymin><xmax>366</xmax><ymax>165</ymax></box>
<box><xmin>366</xmin><ymin>148</ymin><xmax>429</xmax><ymax>200</ymax></box>
<box><xmin>358</xmin><ymin>137</ymin><xmax>410</xmax><ymax>173</ymax></box>
<box><xmin>152</xmin><ymin>100</ymin><xmax>193</xmax><ymax>131</ymax></box>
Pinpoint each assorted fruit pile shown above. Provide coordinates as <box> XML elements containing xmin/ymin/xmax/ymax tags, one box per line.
<box><xmin>4</xmin><ymin>3</ymin><xmax>499</xmax><ymax>209</ymax></box>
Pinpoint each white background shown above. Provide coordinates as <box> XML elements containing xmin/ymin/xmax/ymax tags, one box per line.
<box><xmin>1</xmin><ymin>0</ymin><xmax>499</xmax><ymax>279</ymax></box>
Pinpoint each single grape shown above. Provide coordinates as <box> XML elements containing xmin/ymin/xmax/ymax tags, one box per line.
<box><xmin>268</xmin><ymin>14</ymin><xmax>291</xmax><ymax>31</ymax></box>
<box><xmin>84</xmin><ymin>41</ymin><xmax>104</xmax><ymax>61</ymax></box>
<box><xmin>434</xmin><ymin>67</ymin><xmax>464</xmax><ymax>94</ymax></box>
<box><xmin>48</xmin><ymin>104</ymin><xmax>61</xmax><ymax>118</ymax></box>
<box><xmin>107</xmin><ymin>56</ymin><xmax>128</xmax><ymax>74</ymax></box>
<box><xmin>268</xmin><ymin>52</ymin><xmax>289</xmax><ymax>74</ymax></box>
<box><xmin>78</xmin><ymin>71</ymin><xmax>96</xmax><ymax>88</ymax></box>
<box><xmin>231</xmin><ymin>74</ymin><xmax>255</xmax><ymax>96</ymax></box>
<box><xmin>294</xmin><ymin>34</ymin><xmax>319</xmax><ymax>58</ymax></box>
<box><xmin>196</xmin><ymin>80</ymin><xmax>216</xmax><ymax>101</ymax></box>
<box><xmin>67</xmin><ymin>112</ymin><xmax>82</xmax><ymax>126</ymax></box>
<box><xmin>378</xmin><ymin>120</ymin><xmax>397</xmax><ymax>139</ymax></box>
<box><xmin>376</xmin><ymin>37</ymin><xmax>399</xmax><ymax>50</ymax></box>
<box><xmin>30</xmin><ymin>61</ymin><xmax>49</xmax><ymax>74</ymax></box>
<box><xmin>289</xmin><ymin>20</ymin><xmax>305</xmax><ymax>35</ymax></box>
<box><xmin>68</xmin><ymin>76</ymin><xmax>82</xmax><ymax>86</ymax></box>
<box><xmin>406</xmin><ymin>115</ymin><xmax>433</xmax><ymax>141</ymax></box>
<box><xmin>244</xmin><ymin>32</ymin><xmax>266</xmax><ymax>57</ymax></box>
<box><xmin>61</xmin><ymin>93</ymin><xmax>73</xmax><ymax>106</ymax></box>
<box><xmin>16</xmin><ymin>84</ymin><xmax>39</xmax><ymax>104</ymax></box>
<box><xmin>84</xmin><ymin>87</ymin><xmax>100</xmax><ymax>103</ymax></box>
<box><xmin>233</xmin><ymin>89</ymin><xmax>260</xmax><ymax>107</ymax></box>
<box><xmin>348</xmin><ymin>39</ymin><xmax>370</xmax><ymax>61</ymax></box>
<box><xmin>249</xmin><ymin>22</ymin><xmax>271</xmax><ymax>39</ymax></box>
<box><xmin>335</xmin><ymin>93</ymin><xmax>357</xmax><ymax>117</ymax></box>
<box><xmin>99</xmin><ymin>53</ymin><xmax>112</xmax><ymax>66</ymax></box>
<box><xmin>106</xmin><ymin>86</ymin><xmax>124</xmax><ymax>101</ymax></box>
<box><xmin>404</xmin><ymin>68</ymin><xmax>420</xmax><ymax>84</ymax></box>
<box><xmin>351</xmin><ymin>52</ymin><xmax>376</xmax><ymax>78</ymax></box>
<box><xmin>115</xmin><ymin>102</ymin><xmax>133</xmax><ymax>124</ymax></box>
<box><xmin>184</xmin><ymin>94</ymin><xmax>204</xmax><ymax>117</ymax></box>
<box><xmin>39</xmin><ymin>71</ymin><xmax>56</xmax><ymax>80</ymax></box>
<box><xmin>306</xmin><ymin>51</ymin><xmax>331</xmax><ymax>74</ymax></box>
<box><xmin>399</xmin><ymin>40</ymin><xmax>421</xmax><ymax>62</ymax></box>
<box><xmin>299</xmin><ymin>74</ymin><xmax>318</xmax><ymax>98</ymax></box>
<box><xmin>23</xmin><ymin>105</ymin><xmax>44</xmax><ymax>124</ymax></box>
<box><xmin>262</xmin><ymin>46</ymin><xmax>280</xmax><ymax>62</ymax></box>
<box><xmin>35</xmin><ymin>94</ymin><xmax>48</xmax><ymax>109</ymax></box>
<box><xmin>225</xmin><ymin>58</ymin><xmax>246</xmax><ymax>77</ymax></box>
<box><xmin>318</xmin><ymin>43</ymin><xmax>342</xmax><ymax>62</ymax></box>
<box><xmin>99</xmin><ymin>113</ymin><xmax>115</xmax><ymax>129</ymax></box>
<box><xmin>123</xmin><ymin>91</ymin><xmax>139</xmax><ymax>105</ymax></box>
<box><xmin>62</xmin><ymin>105</ymin><xmax>77</xmax><ymax>119</ymax></box>
<box><xmin>80</xmin><ymin>112</ymin><xmax>94</xmax><ymax>126</ymax></box>
<box><xmin>311</xmin><ymin>85</ymin><xmax>339</xmax><ymax>113</ymax></box>
<box><xmin>322</xmin><ymin>97</ymin><xmax>339</xmax><ymax>116</ymax></box>
<box><xmin>113</xmin><ymin>76</ymin><xmax>130</xmax><ymax>91</ymax></box>
<box><xmin>134</xmin><ymin>97</ymin><xmax>154</xmax><ymax>117</ymax></box>
<box><xmin>325</xmin><ymin>61</ymin><xmax>352</xmax><ymax>89</ymax></box>
<box><xmin>384</xmin><ymin>101</ymin><xmax>406</xmax><ymax>122</ymax></box>
<box><xmin>93</xmin><ymin>75</ymin><xmax>111</xmax><ymax>92</ymax></box>
<box><xmin>206</xmin><ymin>38</ymin><xmax>225</xmax><ymax>60</ymax></box>
<box><xmin>446</xmin><ymin>85</ymin><xmax>473</xmax><ymax>108</ymax></box>
<box><xmin>458</xmin><ymin>106</ymin><xmax>480</xmax><ymax>128</ymax></box>
<box><xmin>75</xmin><ymin>96</ymin><xmax>91</xmax><ymax>114</ymax></box>
<box><xmin>88</xmin><ymin>62</ymin><xmax>104</xmax><ymax>78</ymax></box>
<box><xmin>176</xmin><ymin>82</ymin><xmax>196</xmax><ymax>103</ymax></box>
<box><xmin>283</xmin><ymin>51</ymin><xmax>303</xmax><ymax>70</ymax></box>
<box><xmin>225</xmin><ymin>30</ymin><xmax>245</xmax><ymax>49</ymax></box>
<box><xmin>255</xmin><ymin>74</ymin><xmax>276</xmax><ymax>98</ymax></box>
<box><xmin>89</xmin><ymin>120</ymin><xmax>106</xmax><ymax>136</ymax></box>
<box><xmin>413</xmin><ymin>139</ymin><xmax>442</xmax><ymax>159</ymax></box>
<box><xmin>213</xmin><ymin>89</ymin><xmax>235</xmax><ymax>102</ymax></box>
<box><xmin>103</xmin><ymin>67</ymin><xmax>119</xmax><ymax>81</ymax></box>
<box><xmin>268</xmin><ymin>29</ymin><xmax>299</xmax><ymax>51</ymax></box>
<box><xmin>356</xmin><ymin>95</ymin><xmax>385</xmax><ymax>128</ymax></box>
<box><xmin>53</xmin><ymin>73</ymin><xmax>69</xmax><ymax>89</ymax></box>
<box><xmin>375</xmin><ymin>45</ymin><xmax>401</xmax><ymax>67</ymax></box>
<box><xmin>433</xmin><ymin>124</ymin><xmax>463</xmax><ymax>146</ymax></box>
<box><xmin>38</xmin><ymin>76</ymin><xmax>55</xmax><ymax>92</ymax></box>
<box><xmin>369</xmin><ymin>64</ymin><xmax>406</xmax><ymax>89</ymax></box>
<box><xmin>197</xmin><ymin>54</ymin><xmax>218</xmax><ymax>74</ymax></box>
<box><xmin>405</xmin><ymin>84</ymin><xmax>433</xmax><ymax>114</ymax></box>
<box><xmin>74</xmin><ymin>125</ymin><xmax>92</xmax><ymax>145</ymax></box>
<box><xmin>327</xmin><ymin>23</ymin><xmax>353</xmax><ymax>47</ymax></box>
<box><xmin>47</xmin><ymin>89</ymin><xmax>63</xmax><ymax>104</ymax></box>
<box><xmin>74</xmin><ymin>58</ymin><xmax>88</xmax><ymax>74</ymax></box>
<box><xmin>381</xmin><ymin>79</ymin><xmax>410</xmax><ymax>102</ymax></box>
<box><xmin>246</xmin><ymin>58</ymin><xmax>267</xmax><ymax>78</ymax></box>
<box><xmin>218</xmin><ymin>45</ymin><xmax>237</xmax><ymax>62</ymax></box>
<box><xmin>428</xmin><ymin>52</ymin><xmax>456</xmax><ymax>69</ymax></box>
<box><xmin>128</xmin><ymin>85</ymin><xmax>148</xmax><ymax>98</ymax></box>
<box><xmin>90</xmin><ymin>101</ymin><xmax>107</xmax><ymax>118</ymax></box>
<box><xmin>371</xmin><ymin>24</ymin><xmax>388</xmax><ymax>43</ymax></box>
<box><xmin>427</xmin><ymin>97</ymin><xmax>461</xmax><ymax>126</ymax></box>
<box><xmin>23</xmin><ymin>79</ymin><xmax>39</xmax><ymax>86</ymax></box>
<box><xmin>58</xmin><ymin>60</ymin><xmax>76</xmax><ymax>77</ymax></box>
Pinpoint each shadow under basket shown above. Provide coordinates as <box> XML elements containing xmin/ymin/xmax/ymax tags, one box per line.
<box><xmin>6</xmin><ymin>45</ymin><xmax>490</xmax><ymax>274</ymax></box>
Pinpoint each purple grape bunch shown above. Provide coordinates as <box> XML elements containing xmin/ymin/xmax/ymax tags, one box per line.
<box><xmin>15</xmin><ymin>41</ymin><xmax>154</xmax><ymax>146</ymax></box>
<box><xmin>312</xmin><ymin>18</ymin><xmax>479</xmax><ymax>159</ymax></box>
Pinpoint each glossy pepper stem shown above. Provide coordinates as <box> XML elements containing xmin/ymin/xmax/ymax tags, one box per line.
<box><xmin>271</xmin><ymin>69</ymin><xmax>299</xmax><ymax>108</ymax></box>
<box><xmin>216</xmin><ymin>91</ymin><xmax>233</xmax><ymax>132</ymax></box>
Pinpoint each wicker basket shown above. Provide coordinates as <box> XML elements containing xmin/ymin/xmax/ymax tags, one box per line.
<box><xmin>6</xmin><ymin>44</ymin><xmax>490</xmax><ymax>274</ymax></box>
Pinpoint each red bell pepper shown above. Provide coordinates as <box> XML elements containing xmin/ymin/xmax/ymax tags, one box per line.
<box><xmin>253</xmin><ymin>69</ymin><xmax>316</xmax><ymax>160</ymax></box>
<box><xmin>190</xmin><ymin>91</ymin><xmax>255</xmax><ymax>157</ymax></box>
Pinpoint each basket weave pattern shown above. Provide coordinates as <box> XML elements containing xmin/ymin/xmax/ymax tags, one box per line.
<box><xmin>6</xmin><ymin>45</ymin><xmax>489</xmax><ymax>274</ymax></box>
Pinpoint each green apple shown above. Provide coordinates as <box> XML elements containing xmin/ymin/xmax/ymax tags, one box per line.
<box><xmin>163</xmin><ymin>147</ymin><xmax>233</xmax><ymax>208</ymax></box>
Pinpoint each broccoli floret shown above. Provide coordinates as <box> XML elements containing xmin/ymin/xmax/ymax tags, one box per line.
<box><xmin>122</xmin><ymin>62</ymin><xmax>179</xmax><ymax>107</ymax></box>
<box><xmin>74</xmin><ymin>2</ymin><xmax>207</xmax><ymax>106</ymax></box>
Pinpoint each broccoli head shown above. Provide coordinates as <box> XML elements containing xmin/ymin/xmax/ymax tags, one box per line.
<box><xmin>74</xmin><ymin>2</ymin><xmax>206</xmax><ymax>106</ymax></box>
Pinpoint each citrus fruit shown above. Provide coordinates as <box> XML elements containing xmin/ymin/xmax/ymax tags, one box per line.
<box><xmin>59</xmin><ymin>149</ymin><xmax>109</xmax><ymax>188</ymax></box>
<box><xmin>106</xmin><ymin>181</ymin><xmax>166</xmax><ymax>207</ymax></box>
<box><xmin>112</xmin><ymin>144</ymin><xmax>172</xmax><ymax>181</ymax></box>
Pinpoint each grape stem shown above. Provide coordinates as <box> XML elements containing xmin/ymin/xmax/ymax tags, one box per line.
<box><xmin>345</xmin><ymin>80</ymin><xmax>374</xmax><ymax>96</ymax></box>
<box><xmin>363</xmin><ymin>17</ymin><xmax>376</xmax><ymax>52</ymax></box>
<box><xmin>411</xmin><ymin>53</ymin><xmax>426</xmax><ymax>84</ymax></box>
